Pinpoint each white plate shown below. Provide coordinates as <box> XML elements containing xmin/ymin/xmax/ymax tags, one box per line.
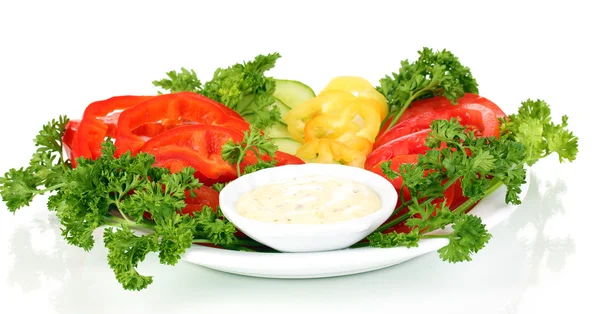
<box><xmin>178</xmin><ymin>168</ymin><xmax>531</xmax><ymax>278</ymax></box>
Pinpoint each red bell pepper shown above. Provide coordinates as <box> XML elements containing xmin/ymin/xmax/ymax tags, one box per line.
<box><xmin>139</xmin><ymin>124</ymin><xmax>246</xmax><ymax>185</ymax></box>
<box><xmin>114</xmin><ymin>92</ymin><xmax>249</xmax><ymax>156</ymax></box>
<box><xmin>71</xmin><ymin>95</ymin><xmax>154</xmax><ymax>166</ymax></box>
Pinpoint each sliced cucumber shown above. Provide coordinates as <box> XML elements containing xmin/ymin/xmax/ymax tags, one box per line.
<box><xmin>274</xmin><ymin>79</ymin><xmax>316</xmax><ymax>109</ymax></box>
<box><xmin>273</xmin><ymin>138</ymin><xmax>302</xmax><ymax>155</ymax></box>
<box><xmin>272</xmin><ymin>97</ymin><xmax>291</xmax><ymax>118</ymax></box>
<box><xmin>266</xmin><ymin>122</ymin><xmax>291</xmax><ymax>139</ymax></box>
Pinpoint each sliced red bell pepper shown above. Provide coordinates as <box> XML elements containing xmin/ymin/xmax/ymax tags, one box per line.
<box><xmin>71</xmin><ymin>95</ymin><xmax>154</xmax><ymax>167</ymax></box>
<box><xmin>139</xmin><ymin>124</ymin><xmax>245</xmax><ymax>185</ymax></box>
<box><xmin>365</xmin><ymin>129</ymin><xmax>430</xmax><ymax>172</ymax></box>
<box><xmin>62</xmin><ymin>119</ymin><xmax>80</xmax><ymax>165</ymax></box>
<box><xmin>240</xmin><ymin>150</ymin><xmax>305</xmax><ymax>172</ymax></box>
<box><xmin>142</xmin><ymin>185</ymin><xmax>220</xmax><ymax>220</ymax></box>
<box><xmin>374</xmin><ymin>105</ymin><xmax>499</xmax><ymax>149</ymax></box>
<box><xmin>114</xmin><ymin>92</ymin><xmax>249</xmax><ymax>156</ymax></box>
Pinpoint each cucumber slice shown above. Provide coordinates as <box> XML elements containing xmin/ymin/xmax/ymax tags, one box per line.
<box><xmin>266</xmin><ymin>122</ymin><xmax>291</xmax><ymax>139</ymax></box>
<box><xmin>273</xmin><ymin>138</ymin><xmax>302</xmax><ymax>155</ymax></box>
<box><xmin>274</xmin><ymin>79</ymin><xmax>316</xmax><ymax>109</ymax></box>
<box><xmin>272</xmin><ymin>97</ymin><xmax>291</xmax><ymax>118</ymax></box>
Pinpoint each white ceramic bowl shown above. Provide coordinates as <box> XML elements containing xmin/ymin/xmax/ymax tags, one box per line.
<box><xmin>219</xmin><ymin>163</ymin><xmax>398</xmax><ymax>253</ymax></box>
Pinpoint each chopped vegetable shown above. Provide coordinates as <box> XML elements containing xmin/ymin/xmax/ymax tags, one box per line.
<box><xmin>319</xmin><ymin>76</ymin><xmax>388</xmax><ymax>121</ymax></box>
<box><xmin>296</xmin><ymin>138</ymin><xmax>367</xmax><ymax>167</ymax></box>
<box><xmin>284</xmin><ymin>90</ymin><xmax>358</xmax><ymax>142</ymax></box>
<box><xmin>221</xmin><ymin>125</ymin><xmax>279</xmax><ymax>177</ymax></box>
<box><xmin>113</xmin><ymin>92</ymin><xmax>249</xmax><ymax>156</ymax></box>
<box><xmin>373</xmin><ymin>94</ymin><xmax>504</xmax><ymax>149</ymax></box>
<box><xmin>377</xmin><ymin>47</ymin><xmax>479</xmax><ymax>133</ymax></box>
<box><xmin>139</xmin><ymin>124</ymin><xmax>245</xmax><ymax>185</ymax></box>
<box><xmin>153</xmin><ymin>53</ymin><xmax>282</xmax><ymax>130</ymax></box>
<box><xmin>365</xmin><ymin>99</ymin><xmax>578</xmax><ymax>261</ymax></box>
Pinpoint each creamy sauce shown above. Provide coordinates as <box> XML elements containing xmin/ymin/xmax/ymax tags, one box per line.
<box><xmin>235</xmin><ymin>175</ymin><xmax>381</xmax><ymax>224</ymax></box>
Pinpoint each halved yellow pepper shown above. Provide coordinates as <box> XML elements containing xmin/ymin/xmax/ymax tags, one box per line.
<box><xmin>320</xmin><ymin>76</ymin><xmax>388</xmax><ymax>122</ymax></box>
<box><xmin>304</xmin><ymin>100</ymin><xmax>381</xmax><ymax>143</ymax></box>
<box><xmin>283</xmin><ymin>90</ymin><xmax>357</xmax><ymax>143</ymax></box>
<box><xmin>296</xmin><ymin>138</ymin><xmax>366</xmax><ymax>168</ymax></box>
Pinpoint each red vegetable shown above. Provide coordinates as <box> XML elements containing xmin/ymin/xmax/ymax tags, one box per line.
<box><xmin>367</xmin><ymin>94</ymin><xmax>508</xmax><ymax>234</ymax></box>
<box><xmin>114</xmin><ymin>92</ymin><xmax>249</xmax><ymax>156</ymax></box>
<box><xmin>374</xmin><ymin>100</ymin><xmax>502</xmax><ymax>149</ymax></box>
<box><xmin>62</xmin><ymin>119</ymin><xmax>80</xmax><ymax>164</ymax></box>
<box><xmin>139</xmin><ymin>124</ymin><xmax>245</xmax><ymax>185</ymax></box>
<box><xmin>71</xmin><ymin>95</ymin><xmax>154</xmax><ymax>166</ymax></box>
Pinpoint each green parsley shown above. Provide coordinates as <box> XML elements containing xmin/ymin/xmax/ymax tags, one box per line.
<box><xmin>0</xmin><ymin>115</ymin><xmax>69</xmax><ymax>211</ymax></box>
<box><xmin>153</xmin><ymin>53</ymin><xmax>282</xmax><ymax>129</ymax></box>
<box><xmin>221</xmin><ymin>125</ymin><xmax>278</xmax><ymax>177</ymax></box>
<box><xmin>366</xmin><ymin>99</ymin><xmax>578</xmax><ymax>262</ymax></box>
<box><xmin>377</xmin><ymin>47</ymin><xmax>479</xmax><ymax>133</ymax></box>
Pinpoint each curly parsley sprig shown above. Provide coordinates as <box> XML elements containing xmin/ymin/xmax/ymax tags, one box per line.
<box><xmin>365</xmin><ymin>99</ymin><xmax>578</xmax><ymax>262</ymax></box>
<box><xmin>377</xmin><ymin>47</ymin><xmax>479</xmax><ymax>133</ymax></box>
<box><xmin>221</xmin><ymin>125</ymin><xmax>278</xmax><ymax>177</ymax></box>
<box><xmin>0</xmin><ymin>119</ymin><xmax>250</xmax><ymax>290</ymax></box>
<box><xmin>152</xmin><ymin>53</ymin><xmax>282</xmax><ymax>129</ymax></box>
<box><xmin>0</xmin><ymin>115</ymin><xmax>70</xmax><ymax>211</ymax></box>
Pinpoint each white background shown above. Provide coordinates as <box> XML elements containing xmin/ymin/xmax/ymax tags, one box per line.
<box><xmin>0</xmin><ymin>0</ymin><xmax>598</xmax><ymax>313</ymax></box>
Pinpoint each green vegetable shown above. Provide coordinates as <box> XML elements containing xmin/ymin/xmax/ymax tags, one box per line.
<box><xmin>0</xmin><ymin>115</ymin><xmax>70</xmax><ymax>211</ymax></box>
<box><xmin>377</xmin><ymin>47</ymin><xmax>479</xmax><ymax>133</ymax></box>
<box><xmin>272</xmin><ymin>79</ymin><xmax>316</xmax><ymax>109</ymax></box>
<box><xmin>221</xmin><ymin>125</ymin><xmax>279</xmax><ymax>176</ymax></box>
<box><xmin>0</xmin><ymin>119</ymin><xmax>246</xmax><ymax>290</ymax></box>
<box><xmin>365</xmin><ymin>99</ymin><xmax>578</xmax><ymax>262</ymax></box>
<box><xmin>55</xmin><ymin>141</ymin><xmax>242</xmax><ymax>290</ymax></box>
<box><xmin>152</xmin><ymin>53</ymin><xmax>282</xmax><ymax>130</ymax></box>
<box><xmin>272</xmin><ymin>138</ymin><xmax>302</xmax><ymax>155</ymax></box>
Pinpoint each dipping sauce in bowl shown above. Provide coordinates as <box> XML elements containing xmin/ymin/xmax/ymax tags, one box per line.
<box><xmin>219</xmin><ymin>163</ymin><xmax>397</xmax><ymax>252</ymax></box>
<box><xmin>235</xmin><ymin>175</ymin><xmax>382</xmax><ymax>224</ymax></box>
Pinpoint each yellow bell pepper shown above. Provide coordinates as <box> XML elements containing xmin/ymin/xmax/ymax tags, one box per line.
<box><xmin>304</xmin><ymin>100</ymin><xmax>381</xmax><ymax>144</ymax></box>
<box><xmin>283</xmin><ymin>90</ymin><xmax>357</xmax><ymax>143</ymax></box>
<box><xmin>296</xmin><ymin>138</ymin><xmax>366</xmax><ymax>168</ymax></box>
<box><xmin>343</xmin><ymin>137</ymin><xmax>373</xmax><ymax>156</ymax></box>
<box><xmin>320</xmin><ymin>76</ymin><xmax>388</xmax><ymax>122</ymax></box>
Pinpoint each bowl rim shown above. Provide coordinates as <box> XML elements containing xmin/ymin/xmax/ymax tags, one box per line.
<box><xmin>218</xmin><ymin>163</ymin><xmax>398</xmax><ymax>236</ymax></box>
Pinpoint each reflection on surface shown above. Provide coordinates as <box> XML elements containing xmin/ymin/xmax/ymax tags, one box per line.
<box><xmin>6</xmin><ymin>209</ymin><xmax>88</xmax><ymax>311</ymax></box>
<box><xmin>8</xmin><ymin>222</ymin><xmax>68</xmax><ymax>292</ymax></box>
<box><xmin>501</xmin><ymin>173</ymin><xmax>575</xmax><ymax>313</ymax></box>
<box><xmin>4</xmin><ymin>171</ymin><xmax>576</xmax><ymax>314</ymax></box>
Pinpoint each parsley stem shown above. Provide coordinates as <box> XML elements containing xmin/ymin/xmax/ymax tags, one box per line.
<box><xmin>374</xmin><ymin>212</ymin><xmax>411</xmax><ymax>233</ymax></box>
<box><xmin>452</xmin><ymin>178</ymin><xmax>503</xmax><ymax>215</ymax></box>
<box><xmin>105</xmin><ymin>215</ymin><xmax>155</xmax><ymax>229</ymax></box>
<box><xmin>421</xmin><ymin>234</ymin><xmax>450</xmax><ymax>239</ymax></box>
<box><xmin>39</xmin><ymin>183</ymin><xmax>65</xmax><ymax>194</ymax></box>
<box><xmin>382</xmin><ymin>82</ymin><xmax>437</xmax><ymax>133</ymax></box>
<box><xmin>192</xmin><ymin>238</ymin><xmax>265</xmax><ymax>247</ymax></box>
<box><xmin>373</xmin><ymin>176</ymin><xmax>461</xmax><ymax>234</ymax></box>
<box><xmin>349</xmin><ymin>241</ymin><xmax>369</xmax><ymax>248</ymax></box>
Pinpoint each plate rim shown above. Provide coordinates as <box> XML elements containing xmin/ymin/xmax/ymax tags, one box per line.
<box><xmin>176</xmin><ymin>167</ymin><xmax>532</xmax><ymax>278</ymax></box>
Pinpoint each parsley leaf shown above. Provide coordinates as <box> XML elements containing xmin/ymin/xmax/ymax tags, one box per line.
<box><xmin>30</xmin><ymin>140</ymin><xmax>240</xmax><ymax>291</ymax></box>
<box><xmin>222</xmin><ymin>125</ymin><xmax>278</xmax><ymax>176</ymax></box>
<box><xmin>377</xmin><ymin>47</ymin><xmax>479</xmax><ymax>133</ymax></box>
<box><xmin>437</xmin><ymin>214</ymin><xmax>491</xmax><ymax>263</ymax></box>
<box><xmin>369</xmin><ymin>98</ymin><xmax>578</xmax><ymax>263</ymax></box>
<box><xmin>501</xmin><ymin>99</ymin><xmax>579</xmax><ymax>165</ymax></box>
<box><xmin>0</xmin><ymin>115</ymin><xmax>69</xmax><ymax>212</ymax></box>
<box><xmin>152</xmin><ymin>68</ymin><xmax>202</xmax><ymax>94</ymax></box>
<box><xmin>153</xmin><ymin>53</ymin><xmax>282</xmax><ymax>129</ymax></box>
<box><xmin>367</xmin><ymin>229</ymin><xmax>420</xmax><ymax>248</ymax></box>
